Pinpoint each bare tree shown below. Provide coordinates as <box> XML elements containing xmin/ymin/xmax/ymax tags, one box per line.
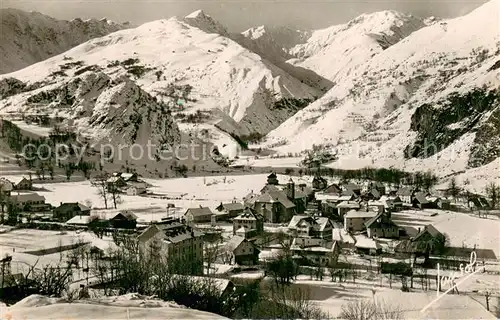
<box><xmin>91</xmin><ymin>173</ymin><xmax>111</xmax><ymax>209</ymax></box>
<box><xmin>340</xmin><ymin>298</ymin><xmax>403</xmax><ymax>320</ymax></box>
<box><xmin>108</xmin><ymin>181</ymin><xmax>122</xmax><ymax>209</ymax></box>
<box><xmin>257</xmin><ymin>283</ymin><xmax>329</xmax><ymax>319</ymax></box>
<box><xmin>204</xmin><ymin>238</ymin><xmax>222</xmax><ymax>275</ymax></box>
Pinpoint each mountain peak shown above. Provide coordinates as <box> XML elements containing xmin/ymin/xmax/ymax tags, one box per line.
<box><xmin>183</xmin><ymin>9</ymin><xmax>228</xmax><ymax>36</ymax></box>
<box><xmin>185</xmin><ymin>9</ymin><xmax>206</xmax><ymax>19</ymax></box>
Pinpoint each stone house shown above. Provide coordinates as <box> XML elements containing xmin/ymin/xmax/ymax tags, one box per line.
<box><xmin>232</xmin><ymin>208</ymin><xmax>264</xmax><ymax>238</ymax></box>
<box><xmin>337</xmin><ymin>201</ymin><xmax>361</xmax><ymax>219</ymax></box>
<box><xmin>396</xmin><ymin>187</ymin><xmax>415</xmax><ymax>204</ymax></box>
<box><xmin>253</xmin><ymin>191</ymin><xmax>295</xmax><ymax>223</ymax></box>
<box><xmin>184</xmin><ymin>206</ymin><xmax>214</xmax><ymax>223</ymax></box>
<box><xmin>137</xmin><ymin>219</ymin><xmax>204</xmax><ymax>275</ymax></box>
<box><xmin>290</xmin><ymin>237</ymin><xmax>339</xmax><ymax>267</ymax></box>
<box><xmin>7</xmin><ymin>177</ymin><xmax>32</xmax><ymax>190</ymax></box>
<box><xmin>343</xmin><ymin>209</ymin><xmax>378</xmax><ymax>233</ymax></box>
<box><xmin>216</xmin><ymin>201</ymin><xmax>245</xmax><ymax>219</ymax></box>
<box><xmin>53</xmin><ymin>202</ymin><xmax>91</xmax><ymax>221</ymax></box>
<box><xmin>109</xmin><ymin>211</ymin><xmax>137</xmax><ymax>229</ymax></box>
<box><xmin>288</xmin><ymin>215</ymin><xmax>333</xmax><ymax>240</ymax></box>
<box><xmin>223</xmin><ymin>235</ymin><xmax>260</xmax><ymax>265</ymax></box>
<box><xmin>364</xmin><ymin>212</ymin><xmax>399</xmax><ymax>239</ymax></box>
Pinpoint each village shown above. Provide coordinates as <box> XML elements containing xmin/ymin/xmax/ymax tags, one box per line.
<box><xmin>0</xmin><ymin>167</ymin><xmax>499</xmax><ymax>318</ymax></box>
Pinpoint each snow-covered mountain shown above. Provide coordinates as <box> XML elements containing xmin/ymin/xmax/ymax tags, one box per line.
<box><xmin>287</xmin><ymin>10</ymin><xmax>428</xmax><ymax>81</ymax></box>
<box><xmin>232</xmin><ymin>26</ymin><xmax>333</xmax><ymax>92</ymax></box>
<box><xmin>264</xmin><ymin>0</ymin><xmax>500</xmax><ymax>181</ymax></box>
<box><xmin>0</xmin><ymin>8</ymin><xmax>129</xmax><ymax>74</ymax></box>
<box><xmin>0</xmin><ymin>11</ymin><xmax>321</xmax><ymax>165</ymax></box>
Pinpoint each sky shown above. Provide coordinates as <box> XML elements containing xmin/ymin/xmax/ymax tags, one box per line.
<box><xmin>1</xmin><ymin>0</ymin><xmax>489</xmax><ymax>31</ymax></box>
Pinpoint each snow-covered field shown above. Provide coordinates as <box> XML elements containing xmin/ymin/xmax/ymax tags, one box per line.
<box><xmin>0</xmin><ymin>229</ymin><xmax>116</xmax><ymax>274</ymax></box>
<box><xmin>392</xmin><ymin>209</ymin><xmax>500</xmax><ymax>257</ymax></box>
<box><xmin>35</xmin><ymin>173</ymin><xmax>306</xmax><ymax>218</ymax></box>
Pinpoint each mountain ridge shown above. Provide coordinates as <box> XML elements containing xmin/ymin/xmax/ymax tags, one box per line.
<box><xmin>263</xmin><ymin>0</ymin><xmax>500</xmax><ymax>182</ymax></box>
<box><xmin>0</xmin><ymin>8</ymin><xmax>129</xmax><ymax>74</ymax></box>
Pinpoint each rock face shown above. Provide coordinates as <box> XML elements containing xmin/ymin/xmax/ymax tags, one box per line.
<box><xmin>405</xmin><ymin>87</ymin><xmax>500</xmax><ymax>168</ymax></box>
<box><xmin>21</xmin><ymin>70</ymin><xmax>181</xmax><ymax>149</ymax></box>
<box><xmin>0</xmin><ymin>8</ymin><xmax>127</xmax><ymax>74</ymax></box>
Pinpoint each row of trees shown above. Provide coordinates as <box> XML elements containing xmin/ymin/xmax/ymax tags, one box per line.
<box><xmin>285</xmin><ymin>166</ymin><xmax>439</xmax><ymax>190</ymax></box>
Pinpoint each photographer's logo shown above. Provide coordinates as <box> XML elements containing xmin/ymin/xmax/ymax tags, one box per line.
<box><xmin>420</xmin><ymin>251</ymin><xmax>481</xmax><ymax>314</ymax></box>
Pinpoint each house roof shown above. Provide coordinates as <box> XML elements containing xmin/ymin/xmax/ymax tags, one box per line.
<box><xmin>234</xmin><ymin>208</ymin><xmax>263</xmax><ymax>221</ymax></box>
<box><xmin>344</xmin><ymin>182</ymin><xmax>361</xmax><ymax>191</ymax></box>
<box><xmin>225</xmin><ymin>235</ymin><xmax>246</xmax><ymax>252</ymax></box>
<box><xmin>469</xmin><ymin>196</ymin><xmax>489</xmax><ymax>208</ymax></box>
<box><xmin>260</xmin><ymin>184</ymin><xmax>282</xmax><ymax>193</ymax></box>
<box><xmin>267</xmin><ymin>172</ymin><xmax>277</xmax><ymax>179</ymax></box>
<box><xmin>7</xmin><ymin>176</ymin><xmax>29</xmax><ymax>185</ymax></box>
<box><xmin>185</xmin><ymin>207</ymin><xmax>213</xmax><ymax>216</ymax></box>
<box><xmin>414</xmin><ymin>192</ymin><xmax>429</xmax><ymax>204</ymax></box>
<box><xmin>121</xmin><ymin>172</ymin><xmax>136</xmax><ymax>181</ymax></box>
<box><xmin>243</xmin><ymin>191</ymin><xmax>259</xmax><ymax>206</ymax></box>
<box><xmin>364</xmin><ymin>212</ymin><xmax>398</xmax><ymax>229</ymax></box>
<box><xmin>368</xmin><ymin>188</ymin><xmax>381</xmax><ymax>199</ymax></box>
<box><xmin>354</xmin><ymin>235</ymin><xmax>380</xmax><ymax>250</ymax></box>
<box><xmin>9</xmin><ymin>192</ymin><xmax>45</xmax><ymax>203</ymax></box>
<box><xmin>413</xmin><ymin>224</ymin><xmax>442</xmax><ymax>241</ymax></box>
<box><xmin>256</xmin><ymin>191</ymin><xmax>295</xmax><ymax>208</ymax></box>
<box><xmin>111</xmin><ymin>211</ymin><xmax>137</xmax><ymax>221</ymax></box>
<box><xmin>337</xmin><ymin>201</ymin><xmax>361</xmax><ymax>209</ymax></box>
<box><xmin>397</xmin><ymin>187</ymin><xmax>414</xmax><ymax>196</ymax></box>
<box><xmin>218</xmin><ymin>202</ymin><xmax>244</xmax><ymax>212</ymax></box>
<box><xmin>323</xmin><ymin>183</ymin><xmax>342</xmax><ymax>195</ymax></box>
<box><xmin>139</xmin><ymin>221</ymin><xmax>203</xmax><ymax>244</ymax></box>
<box><xmin>344</xmin><ymin>210</ymin><xmax>378</xmax><ymax>219</ymax></box>
<box><xmin>106</xmin><ymin>176</ymin><xmax>124</xmax><ymax>183</ymax></box>
<box><xmin>137</xmin><ymin>224</ymin><xmax>162</xmax><ymax>242</ymax></box>
<box><xmin>55</xmin><ymin>202</ymin><xmax>90</xmax><ymax>212</ymax></box>
<box><xmin>288</xmin><ymin>215</ymin><xmax>331</xmax><ymax>232</ymax></box>
<box><xmin>290</xmin><ymin>238</ymin><xmax>337</xmax><ymax>252</ymax></box>
<box><xmin>66</xmin><ymin>215</ymin><xmax>91</xmax><ymax>225</ymax></box>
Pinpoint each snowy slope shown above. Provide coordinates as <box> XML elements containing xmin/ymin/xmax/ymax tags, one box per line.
<box><xmin>264</xmin><ymin>0</ymin><xmax>500</xmax><ymax>182</ymax></box>
<box><xmin>2</xmin><ymin>294</ymin><xmax>227</xmax><ymax>319</ymax></box>
<box><xmin>0</xmin><ymin>8</ymin><xmax>128</xmax><ymax>74</ymax></box>
<box><xmin>233</xmin><ymin>26</ymin><xmax>333</xmax><ymax>92</ymax></box>
<box><xmin>0</xmin><ymin>13</ymin><xmax>321</xmax><ymax>138</ymax></box>
<box><xmin>0</xmin><ymin>12</ymin><xmax>324</xmax><ymax>163</ymax></box>
<box><xmin>288</xmin><ymin>10</ymin><xmax>427</xmax><ymax>81</ymax></box>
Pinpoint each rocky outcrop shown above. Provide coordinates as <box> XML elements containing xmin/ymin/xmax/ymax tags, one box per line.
<box><xmin>405</xmin><ymin>87</ymin><xmax>500</xmax><ymax>167</ymax></box>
